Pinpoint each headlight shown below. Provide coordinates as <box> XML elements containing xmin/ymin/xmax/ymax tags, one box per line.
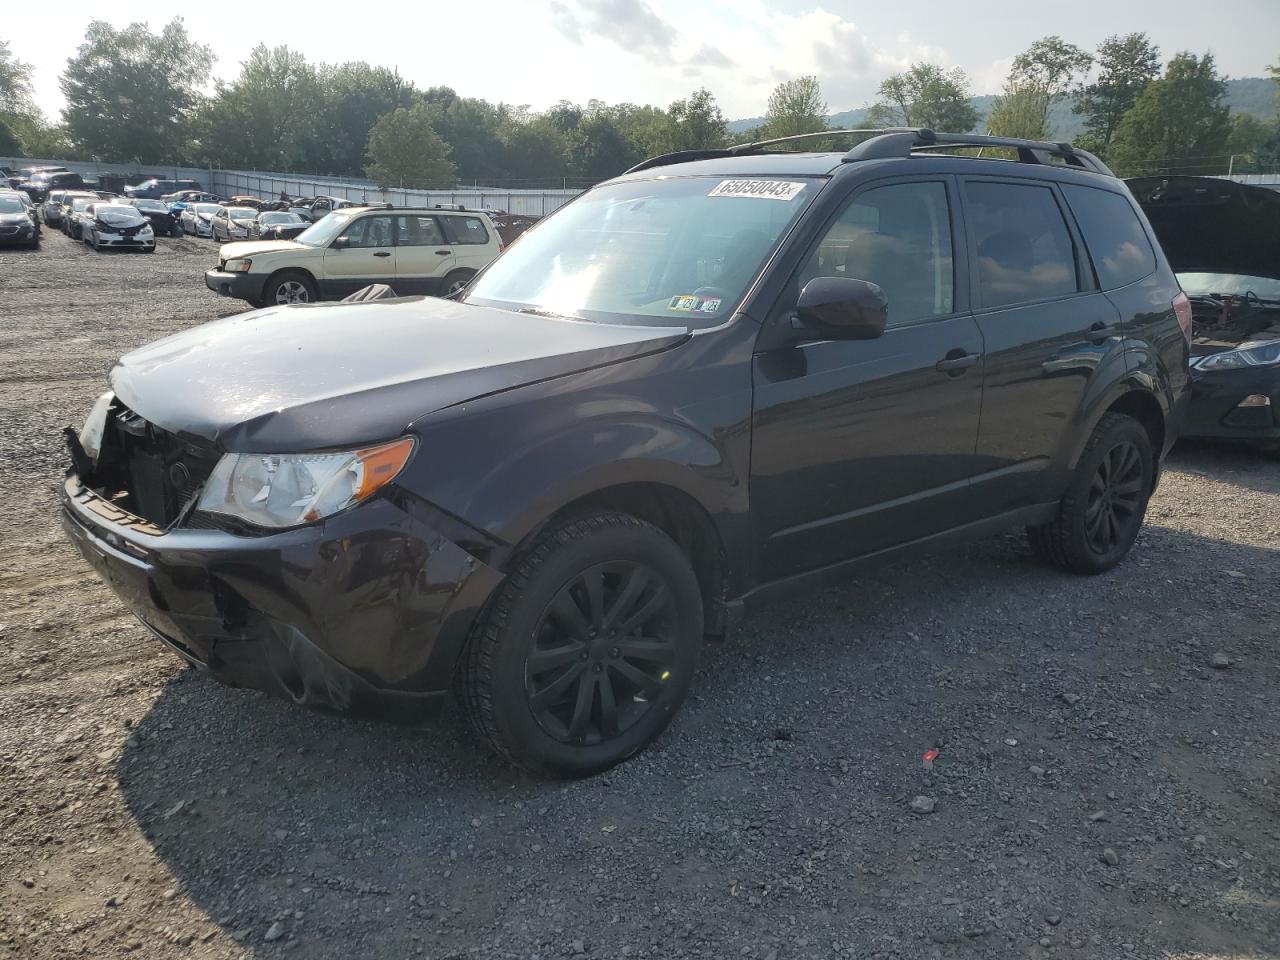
<box><xmin>139</xmin><ymin>224</ymin><xmax>152</xmax><ymax>233</ymax></box>
<box><xmin>79</xmin><ymin>391</ymin><xmax>114</xmax><ymax>465</ymax></box>
<box><xmin>196</xmin><ymin>437</ymin><xmax>415</xmax><ymax>528</ymax></box>
<box><xmin>1195</xmin><ymin>340</ymin><xmax>1280</xmax><ymax>371</ymax></box>
<box><xmin>225</xmin><ymin>258</ymin><xmax>253</xmax><ymax>273</ymax></box>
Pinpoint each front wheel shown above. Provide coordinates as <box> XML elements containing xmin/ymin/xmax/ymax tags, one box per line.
<box><xmin>264</xmin><ymin>270</ymin><xmax>317</xmax><ymax>306</ymax></box>
<box><xmin>458</xmin><ymin>513</ymin><xmax>703</xmax><ymax>777</ymax></box>
<box><xmin>441</xmin><ymin>269</ymin><xmax>475</xmax><ymax>298</ymax></box>
<box><xmin>1028</xmin><ymin>412</ymin><xmax>1154</xmax><ymax>575</ymax></box>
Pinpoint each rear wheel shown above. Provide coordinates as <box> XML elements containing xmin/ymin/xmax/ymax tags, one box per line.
<box><xmin>264</xmin><ymin>270</ymin><xmax>317</xmax><ymax>306</ymax></box>
<box><xmin>441</xmin><ymin>269</ymin><xmax>475</xmax><ymax>298</ymax></box>
<box><xmin>458</xmin><ymin>513</ymin><xmax>703</xmax><ymax>777</ymax></box>
<box><xmin>1028</xmin><ymin>413</ymin><xmax>1153</xmax><ymax>575</ymax></box>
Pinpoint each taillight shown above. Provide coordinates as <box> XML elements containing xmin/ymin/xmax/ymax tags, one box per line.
<box><xmin>1172</xmin><ymin>291</ymin><xmax>1192</xmax><ymax>343</ymax></box>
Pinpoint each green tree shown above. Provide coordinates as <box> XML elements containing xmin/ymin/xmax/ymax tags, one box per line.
<box><xmin>866</xmin><ymin>63</ymin><xmax>980</xmax><ymax>132</ymax></box>
<box><xmin>1</xmin><ymin>38</ymin><xmax>65</xmax><ymax>157</ymax></box>
<box><xmin>320</xmin><ymin>62</ymin><xmax>417</xmax><ymax>177</ymax></box>
<box><xmin>659</xmin><ymin>88</ymin><xmax>728</xmax><ymax>151</ymax></box>
<box><xmin>986</xmin><ymin>82</ymin><xmax>1051</xmax><ymax>140</ymax></box>
<box><xmin>365</xmin><ymin>102</ymin><xmax>456</xmax><ymax>187</ymax></box>
<box><xmin>192</xmin><ymin>46</ymin><xmax>332</xmax><ymax>172</ymax></box>
<box><xmin>567</xmin><ymin>102</ymin><xmax>645</xmax><ymax>180</ymax></box>
<box><xmin>1108</xmin><ymin>52</ymin><xmax>1232</xmax><ymax>176</ymax></box>
<box><xmin>762</xmin><ymin>76</ymin><xmax>828</xmax><ymax>140</ymax></box>
<box><xmin>0</xmin><ymin>116</ymin><xmax>21</xmax><ymax>155</ymax></box>
<box><xmin>498</xmin><ymin>111</ymin><xmax>571</xmax><ymax>182</ymax></box>
<box><xmin>1008</xmin><ymin>36</ymin><xmax>1093</xmax><ymax>134</ymax></box>
<box><xmin>1074</xmin><ymin>33</ymin><xmax>1161</xmax><ymax>151</ymax></box>
<box><xmin>60</xmin><ymin>19</ymin><xmax>212</xmax><ymax>163</ymax></box>
<box><xmin>0</xmin><ymin>39</ymin><xmax>37</xmax><ymax>116</ymax></box>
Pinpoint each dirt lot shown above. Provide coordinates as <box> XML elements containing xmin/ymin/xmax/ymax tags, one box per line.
<box><xmin>1</xmin><ymin>229</ymin><xmax>1278</xmax><ymax>960</ymax></box>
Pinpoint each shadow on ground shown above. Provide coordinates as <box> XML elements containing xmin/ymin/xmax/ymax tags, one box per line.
<box><xmin>116</xmin><ymin>524</ymin><xmax>1279</xmax><ymax>959</ymax></box>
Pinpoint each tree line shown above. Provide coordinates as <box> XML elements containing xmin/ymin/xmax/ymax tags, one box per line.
<box><xmin>1</xmin><ymin>22</ymin><xmax>1277</xmax><ymax>187</ymax></box>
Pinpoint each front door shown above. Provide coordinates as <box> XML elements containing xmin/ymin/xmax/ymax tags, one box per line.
<box><xmin>394</xmin><ymin>214</ymin><xmax>454</xmax><ymax>294</ymax></box>
<box><xmin>322</xmin><ymin>214</ymin><xmax>396</xmax><ymax>297</ymax></box>
<box><xmin>751</xmin><ymin>178</ymin><xmax>986</xmax><ymax>582</ymax></box>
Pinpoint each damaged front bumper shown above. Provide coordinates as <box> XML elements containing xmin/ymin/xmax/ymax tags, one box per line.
<box><xmin>60</xmin><ymin>476</ymin><xmax>502</xmax><ymax>721</ymax></box>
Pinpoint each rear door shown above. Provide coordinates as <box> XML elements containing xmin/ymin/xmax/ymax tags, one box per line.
<box><xmin>321</xmin><ymin>214</ymin><xmax>396</xmax><ymax>296</ymax></box>
<box><xmin>393</xmin><ymin>214</ymin><xmax>453</xmax><ymax>294</ymax></box>
<box><xmin>960</xmin><ymin>176</ymin><xmax>1124</xmax><ymax>510</ymax></box>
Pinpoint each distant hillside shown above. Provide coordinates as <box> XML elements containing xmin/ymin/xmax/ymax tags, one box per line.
<box><xmin>728</xmin><ymin>76</ymin><xmax>1277</xmax><ymax>140</ymax></box>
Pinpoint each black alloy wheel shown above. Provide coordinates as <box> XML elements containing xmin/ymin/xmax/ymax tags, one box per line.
<box><xmin>1083</xmin><ymin>439</ymin><xmax>1143</xmax><ymax>555</ymax></box>
<box><xmin>525</xmin><ymin>561</ymin><xmax>678</xmax><ymax>745</ymax></box>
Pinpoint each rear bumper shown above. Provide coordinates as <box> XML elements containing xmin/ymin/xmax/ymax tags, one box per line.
<box><xmin>205</xmin><ymin>269</ymin><xmax>265</xmax><ymax>303</ymax></box>
<box><xmin>1184</xmin><ymin>366</ymin><xmax>1280</xmax><ymax>440</ymax></box>
<box><xmin>60</xmin><ymin>476</ymin><xmax>503</xmax><ymax>721</ymax></box>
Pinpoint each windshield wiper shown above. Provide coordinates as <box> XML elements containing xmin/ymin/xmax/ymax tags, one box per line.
<box><xmin>514</xmin><ymin>307</ymin><xmax>593</xmax><ymax>322</ymax></box>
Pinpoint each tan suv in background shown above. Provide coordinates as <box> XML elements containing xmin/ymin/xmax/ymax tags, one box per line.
<box><xmin>204</xmin><ymin>205</ymin><xmax>504</xmax><ymax>306</ymax></box>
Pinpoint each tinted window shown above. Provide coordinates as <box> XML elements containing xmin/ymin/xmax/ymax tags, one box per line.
<box><xmin>450</xmin><ymin>216</ymin><xmax>490</xmax><ymax>245</ymax></box>
<box><xmin>396</xmin><ymin>215</ymin><xmax>445</xmax><ymax>246</ymax></box>
<box><xmin>340</xmin><ymin>215</ymin><xmax>393</xmax><ymax>248</ymax></box>
<box><xmin>799</xmin><ymin>181</ymin><xmax>954</xmax><ymax>326</ymax></box>
<box><xmin>1063</xmin><ymin>185</ymin><xmax>1155</xmax><ymax>290</ymax></box>
<box><xmin>965</xmin><ymin>181</ymin><xmax>1080</xmax><ymax>308</ymax></box>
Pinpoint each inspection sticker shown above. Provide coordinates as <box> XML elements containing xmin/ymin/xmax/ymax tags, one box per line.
<box><xmin>707</xmin><ymin>179</ymin><xmax>806</xmax><ymax>201</ymax></box>
<box><xmin>668</xmin><ymin>295</ymin><xmax>722</xmax><ymax>313</ymax></box>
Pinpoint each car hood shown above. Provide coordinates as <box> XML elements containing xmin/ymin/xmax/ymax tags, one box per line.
<box><xmin>110</xmin><ymin>297</ymin><xmax>689</xmax><ymax>453</ymax></box>
<box><xmin>218</xmin><ymin>239</ymin><xmax>310</xmax><ymax>260</ymax></box>
<box><xmin>1128</xmin><ymin>175</ymin><xmax>1280</xmax><ymax>281</ymax></box>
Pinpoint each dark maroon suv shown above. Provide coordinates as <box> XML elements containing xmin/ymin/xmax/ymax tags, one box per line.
<box><xmin>61</xmin><ymin>130</ymin><xmax>1189</xmax><ymax>776</ymax></box>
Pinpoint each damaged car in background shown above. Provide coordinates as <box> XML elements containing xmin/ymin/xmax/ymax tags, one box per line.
<box><xmin>1131</xmin><ymin>176</ymin><xmax>1280</xmax><ymax>454</ymax></box>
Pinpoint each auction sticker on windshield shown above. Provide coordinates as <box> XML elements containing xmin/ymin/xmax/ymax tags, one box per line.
<box><xmin>707</xmin><ymin>180</ymin><xmax>806</xmax><ymax>201</ymax></box>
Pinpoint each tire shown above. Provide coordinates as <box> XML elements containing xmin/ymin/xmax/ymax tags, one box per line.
<box><xmin>263</xmin><ymin>270</ymin><xmax>318</xmax><ymax>306</ymax></box>
<box><xmin>458</xmin><ymin>512</ymin><xmax>704</xmax><ymax>777</ymax></box>
<box><xmin>1027</xmin><ymin>412</ymin><xmax>1154</xmax><ymax>575</ymax></box>
<box><xmin>441</xmin><ymin>269</ymin><xmax>475</xmax><ymax>298</ymax></box>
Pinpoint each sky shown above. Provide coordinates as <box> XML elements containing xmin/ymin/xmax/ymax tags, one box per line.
<box><xmin>8</xmin><ymin>0</ymin><xmax>1279</xmax><ymax>121</ymax></box>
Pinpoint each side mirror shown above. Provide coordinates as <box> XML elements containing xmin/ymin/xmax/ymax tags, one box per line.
<box><xmin>332</xmin><ymin>236</ymin><xmax>349</xmax><ymax>250</ymax></box>
<box><xmin>794</xmin><ymin>276</ymin><xmax>888</xmax><ymax>341</ymax></box>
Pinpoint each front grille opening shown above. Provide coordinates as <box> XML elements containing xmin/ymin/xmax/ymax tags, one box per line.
<box><xmin>89</xmin><ymin>401</ymin><xmax>221</xmax><ymax>529</ymax></box>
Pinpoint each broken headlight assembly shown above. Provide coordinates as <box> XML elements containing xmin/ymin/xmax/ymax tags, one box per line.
<box><xmin>1195</xmin><ymin>340</ymin><xmax>1280</xmax><ymax>372</ymax></box>
<box><xmin>195</xmin><ymin>437</ymin><xmax>415</xmax><ymax>529</ymax></box>
<box><xmin>78</xmin><ymin>390</ymin><xmax>115</xmax><ymax>465</ymax></box>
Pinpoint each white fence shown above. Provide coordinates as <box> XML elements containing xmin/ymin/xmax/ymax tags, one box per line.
<box><xmin>2</xmin><ymin>156</ymin><xmax>584</xmax><ymax>217</ymax></box>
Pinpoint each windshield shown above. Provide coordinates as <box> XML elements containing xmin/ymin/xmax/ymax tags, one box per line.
<box><xmin>96</xmin><ymin>205</ymin><xmax>138</xmax><ymax>218</ymax></box>
<box><xmin>0</xmin><ymin>196</ymin><xmax>24</xmax><ymax>214</ymax></box>
<box><xmin>227</xmin><ymin>207</ymin><xmax>257</xmax><ymax>221</ymax></box>
<box><xmin>296</xmin><ymin>211</ymin><xmax>353</xmax><ymax>247</ymax></box>
<box><xmin>1179</xmin><ymin>272</ymin><xmax>1280</xmax><ymax>302</ymax></box>
<box><xmin>193</xmin><ymin>203</ymin><xmax>221</xmax><ymax>215</ymax></box>
<box><xmin>463</xmin><ymin>176</ymin><xmax>821</xmax><ymax>326</ymax></box>
<box><xmin>133</xmin><ymin>199</ymin><xmax>166</xmax><ymax>212</ymax></box>
<box><xmin>261</xmin><ymin>212</ymin><xmax>300</xmax><ymax>224</ymax></box>
<box><xmin>71</xmin><ymin>199</ymin><xmax>93</xmax><ymax>212</ymax></box>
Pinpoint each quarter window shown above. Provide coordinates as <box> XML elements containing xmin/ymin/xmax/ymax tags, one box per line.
<box><xmin>1062</xmin><ymin>185</ymin><xmax>1156</xmax><ymax>290</ymax></box>
<box><xmin>449</xmin><ymin>216</ymin><xmax>490</xmax><ymax>245</ymax></box>
<box><xmin>396</xmin><ymin>215</ymin><xmax>445</xmax><ymax>246</ymax></box>
<box><xmin>965</xmin><ymin>181</ymin><xmax>1081</xmax><ymax>308</ymax></box>
<box><xmin>799</xmin><ymin>181</ymin><xmax>954</xmax><ymax>326</ymax></box>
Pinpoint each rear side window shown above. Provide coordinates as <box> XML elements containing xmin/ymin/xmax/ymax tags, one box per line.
<box><xmin>448</xmin><ymin>216</ymin><xmax>490</xmax><ymax>245</ymax></box>
<box><xmin>1062</xmin><ymin>185</ymin><xmax>1156</xmax><ymax>290</ymax></box>
<box><xmin>396</xmin><ymin>215</ymin><xmax>445</xmax><ymax>246</ymax></box>
<box><xmin>964</xmin><ymin>181</ymin><xmax>1080</xmax><ymax>308</ymax></box>
<box><xmin>799</xmin><ymin>181</ymin><xmax>954</xmax><ymax>326</ymax></box>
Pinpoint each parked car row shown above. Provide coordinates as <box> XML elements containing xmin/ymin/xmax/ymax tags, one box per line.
<box><xmin>0</xmin><ymin>187</ymin><xmax>41</xmax><ymax>248</ymax></box>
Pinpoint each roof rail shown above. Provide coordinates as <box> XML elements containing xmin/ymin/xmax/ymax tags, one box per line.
<box><xmin>728</xmin><ymin>127</ymin><xmax>920</xmax><ymax>153</ymax></box>
<box><xmin>623</xmin><ymin>130</ymin><xmax>919</xmax><ymax>175</ymax></box>
<box><xmin>624</xmin><ymin>149</ymin><xmax>741</xmax><ymax>174</ymax></box>
<box><xmin>844</xmin><ymin>129</ymin><xmax>1115</xmax><ymax>176</ymax></box>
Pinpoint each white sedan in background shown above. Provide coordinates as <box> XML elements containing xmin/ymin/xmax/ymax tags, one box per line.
<box><xmin>82</xmin><ymin>202</ymin><xmax>155</xmax><ymax>252</ymax></box>
<box><xmin>210</xmin><ymin>206</ymin><xmax>259</xmax><ymax>242</ymax></box>
<box><xmin>179</xmin><ymin>202</ymin><xmax>222</xmax><ymax>238</ymax></box>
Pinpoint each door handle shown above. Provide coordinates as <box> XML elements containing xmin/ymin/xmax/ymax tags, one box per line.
<box><xmin>1088</xmin><ymin>320</ymin><xmax>1111</xmax><ymax>343</ymax></box>
<box><xmin>935</xmin><ymin>351</ymin><xmax>981</xmax><ymax>373</ymax></box>
<box><xmin>373</xmin><ymin>251</ymin><xmax>391</xmax><ymax>258</ymax></box>
<box><xmin>435</xmin><ymin>250</ymin><xmax>451</xmax><ymax>255</ymax></box>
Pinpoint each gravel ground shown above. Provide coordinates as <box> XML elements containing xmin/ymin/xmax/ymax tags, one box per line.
<box><xmin>1</xmin><ymin>229</ymin><xmax>1278</xmax><ymax>960</ymax></box>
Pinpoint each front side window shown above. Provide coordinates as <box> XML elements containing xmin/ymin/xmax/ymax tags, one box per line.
<box><xmin>339</xmin><ymin>215</ymin><xmax>393</xmax><ymax>248</ymax></box>
<box><xmin>1062</xmin><ymin>185</ymin><xmax>1156</xmax><ymax>290</ymax></box>
<box><xmin>465</xmin><ymin>175</ymin><xmax>820</xmax><ymax>327</ymax></box>
<box><xmin>965</xmin><ymin>181</ymin><xmax>1081</xmax><ymax>309</ymax></box>
<box><xmin>396</xmin><ymin>215</ymin><xmax>445</xmax><ymax>246</ymax></box>
<box><xmin>797</xmin><ymin>181</ymin><xmax>954</xmax><ymax>326</ymax></box>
